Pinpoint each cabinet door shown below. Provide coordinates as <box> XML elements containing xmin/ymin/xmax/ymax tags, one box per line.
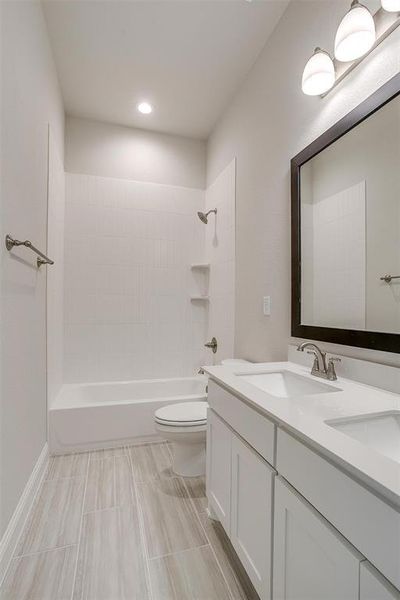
<box><xmin>273</xmin><ymin>477</ymin><xmax>362</xmax><ymax>600</ymax></box>
<box><xmin>360</xmin><ymin>562</ymin><xmax>400</xmax><ymax>600</ymax></box>
<box><xmin>206</xmin><ymin>409</ymin><xmax>232</xmax><ymax>533</ymax></box>
<box><xmin>230</xmin><ymin>433</ymin><xmax>275</xmax><ymax>600</ymax></box>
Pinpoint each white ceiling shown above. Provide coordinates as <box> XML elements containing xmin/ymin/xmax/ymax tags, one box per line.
<box><xmin>43</xmin><ymin>0</ymin><xmax>289</xmax><ymax>140</ymax></box>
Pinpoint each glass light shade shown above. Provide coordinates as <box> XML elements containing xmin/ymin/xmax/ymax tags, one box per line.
<box><xmin>302</xmin><ymin>48</ymin><xmax>335</xmax><ymax>96</ymax></box>
<box><xmin>381</xmin><ymin>0</ymin><xmax>400</xmax><ymax>11</ymax></box>
<box><xmin>334</xmin><ymin>1</ymin><xmax>376</xmax><ymax>62</ymax></box>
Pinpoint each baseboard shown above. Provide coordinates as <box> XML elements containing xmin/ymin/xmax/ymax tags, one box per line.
<box><xmin>0</xmin><ymin>443</ymin><xmax>49</xmax><ymax>585</ymax></box>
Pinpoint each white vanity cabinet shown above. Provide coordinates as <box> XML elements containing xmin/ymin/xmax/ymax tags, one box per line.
<box><xmin>206</xmin><ymin>408</ymin><xmax>232</xmax><ymax>533</ymax></box>
<box><xmin>206</xmin><ymin>378</ymin><xmax>400</xmax><ymax>600</ymax></box>
<box><xmin>231</xmin><ymin>434</ymin><xmax>274</xmax><ymax>600</ymax></box>
<box><xmin>273</xmin><ymin>477</ymin><xmax>362</xmax><ymax>600</ymax></box>
<box><xmin>206</xmin><ymin>407</ymin><xmax>275</xmax><ymax>600</ymax></box>
<box><xmin>360</xmin><ymin>563</ymin><xmax>400</xmax><ymax>600</ymax></box>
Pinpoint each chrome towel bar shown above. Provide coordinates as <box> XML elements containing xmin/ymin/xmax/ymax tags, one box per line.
<box><xmin>5</xmin><ymin>234</ymin><xmax>54</xmax><ymax>268</ymax></box>
<box><xmin>380</xmin><ymin>274</ymin><xmax>400</xmax><ymax>284</ymax></box>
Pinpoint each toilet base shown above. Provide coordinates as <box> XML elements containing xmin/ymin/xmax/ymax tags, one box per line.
<box><xmin>170</xmin><ymin>440</ymin><xmax>206</xmax><ymax>477</ymax></box>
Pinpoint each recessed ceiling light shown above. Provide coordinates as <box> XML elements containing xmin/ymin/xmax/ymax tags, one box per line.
<box><xmin>137</xmin><ymin>102</ymin><xmax>153</xmax><ymax>114</ymax></box>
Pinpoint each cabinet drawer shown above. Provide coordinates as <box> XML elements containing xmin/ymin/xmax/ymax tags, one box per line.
<box><xmin>277</xmin><ymin>428</ymin><xmax>400</xmax><ymax>589</ymax></box>
<box><xmin>208</xmin><ymin>380</ymin><xmax>276</xmax><ymax>465</ymax></box>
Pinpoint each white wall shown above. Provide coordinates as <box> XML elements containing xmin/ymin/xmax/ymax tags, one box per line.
<box><xmin>207</xmin><ymin>0</ymin><xmax>400</xmax><ymax>367</ymax></box>
<box><xmin>0</xmin><ymin>1</ymin><xmax>64</xmax><ymax>535</ymax></box>
<box><xmin>64</xmin><ymin>174</ymin><xmax>206</xmax><ymax>382</ymax></box>
<box><xmin>205</xmin><ymin>159</ymin><xmax>236</xmax><ymax>363</ymax></box>
<box><xmin>47</xmin><ymin>129</ymin><xmax>65</xmax><ymax>407</ymax></box>
<box><xmin>65</xmin><ymin>116</ymin><xmax>206</xmax><ymax>189</ymax></box>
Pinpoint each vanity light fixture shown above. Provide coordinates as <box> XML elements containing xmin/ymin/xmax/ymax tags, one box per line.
<box><xmin>302</xmin><ymin>48</ymin><xmax>335</xmax><ymax>96</ymax></box>
<box><xmin>137</xmin><ymin>102</ymin><xmax>153</xmax><ymax>114</ymax></box>
<box><xmin>334</xmin><ymin>1</ymin><xmax>376</xmax><ymax>62</ymax></box>
<box><xmin>302</xmin><ymin>2</ymin><xmax>400</xmax><ymax>96</ymax></box>
<box><xmin>381</xmin><ymin>0</ymin><xmax>400</xmax><ymax>11</ymax></box>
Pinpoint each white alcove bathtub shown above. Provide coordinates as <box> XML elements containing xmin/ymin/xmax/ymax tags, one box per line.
<box><xmin>49</xmin><ymin>376</ymin><xmax>207</xmax><ymax>454</ymax></box>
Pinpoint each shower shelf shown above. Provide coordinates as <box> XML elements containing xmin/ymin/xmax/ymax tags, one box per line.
<box><xmin>190</xmin><ymin>263</ymin><xmax>210</xmax><ymax>270</ymax></box>
<box><xmin>190</xmin><ymin>296</ymin><xmax>210</xmax><ymax>301</ymax></box>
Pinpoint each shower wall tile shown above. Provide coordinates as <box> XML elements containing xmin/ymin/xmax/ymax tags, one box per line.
<box><xmin>205</xmin><ymin>159</ymin><xmax>236</xmax><ymax>364</ymax></box>
<box><xmin>64</xmin><ymin>173</ymin><xmax>206</xmax><ymax>383</ymax></box>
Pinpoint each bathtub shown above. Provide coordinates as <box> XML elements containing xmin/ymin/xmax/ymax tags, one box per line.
<box><xmin>49</xmin><ymin>376</ymin><xmax>207</xmax><ymax>454</ymax></box>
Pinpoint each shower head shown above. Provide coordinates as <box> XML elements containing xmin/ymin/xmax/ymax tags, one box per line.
<box><xmin>197</xmin><ymin>211</ymin><xmax>208</xmax><ymax>224</ymax></box>
<box><xmin>197</xmin><ymin>208</ymin><xmax>217</xmax><ymax>224</ymax></box>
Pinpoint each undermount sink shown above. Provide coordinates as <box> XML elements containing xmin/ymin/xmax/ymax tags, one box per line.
<box><xmin>326</xmin><ymin>411</ymin><xmax>400</xmax><ymax>464</ymax></box>
<box><xmin>237</xmin><ymin>370</ymin><xmax>340</xmax><ymax>398</ymax></box>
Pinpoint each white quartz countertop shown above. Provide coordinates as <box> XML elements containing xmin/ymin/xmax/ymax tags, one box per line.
<box><xmin>203</xmin><ymin>361</ymin><xmax>400</xmax><ymax>507</ymax></box>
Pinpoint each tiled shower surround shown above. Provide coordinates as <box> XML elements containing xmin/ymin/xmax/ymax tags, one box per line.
<box><xmin>63</xmin><ymin>163</ymin><xmax>235</xmax><ymax>383</ymax></box>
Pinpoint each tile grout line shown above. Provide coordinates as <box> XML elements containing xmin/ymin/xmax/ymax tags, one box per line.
<box><xmin>148</xmin><ymin>542</ymin><xmax>211</xmax><ymax>562</ymax></box>
<box><xmin>10</xmin><ymin>543</ymin><xmax>77</xmax><ymax>561</ymax></box>
<box><xmin>69</xmin><ymin>451</ymin><xmax>91</xmax><ymax>600</ymax></box>
<box><xmin>127</xmin><ymin>447</ymin><xmax>154</xmax><ymax>600</ymax></box>
<box><xmin>180</xmin><ymin>474</ymin><xmax>237</xmax><ymax>600</ymax></box>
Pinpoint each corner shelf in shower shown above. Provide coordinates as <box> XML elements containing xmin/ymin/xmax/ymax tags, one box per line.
<box><xmin>190</xmin><ymin>263</ymin><xmax>210</xmax><ymax>270</ymax></box>
<box><xmin>190</xmin><ymin>296</ymin><xmax>210</xmax><ymax>301</ymax></box>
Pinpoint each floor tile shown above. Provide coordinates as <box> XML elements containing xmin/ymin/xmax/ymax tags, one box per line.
<box><xmin>73</xmin><ymin>505</ymin><xmax>150</xmax><ymax>599</ymax></box>
<box><xmin>16</xmin><ymin>478</ymin><xmax>84</xmax><ymax>556</ymax></box>
<box><xmin>45</xmin><ymin>453</ymin><xmax>89</xmax><ymax>480</ymax></box>
<box><xmin>90</xmin><ymin>446</ymin><xmax>127</xmax><ymax>460</ymax></box>
<box><xmin>0</xmin><ymin>546</ymin><xmax>77</xmax><ymax>600</ymax></box>
<box><xmin>129</xmin><ymin>442</ymin><xmax>173</xmax><ymax>482</ymax></box>
<box><xmin>84</xmin><ymin>455</ymin><xmax>134</xmax><ymax>513</ymax></box>
<box><xmin>138</xmin><ymin>477</ymin><xmax>207</xmax><ymax>559</ymax></box>
<box><xmin>199</xmin><ymin>513</ymin><xmax>259</xmax><ymax>600</ymax></box>
<box><xmin>184</xmin><ymin>477</ymin><xmax>207</xmax><ymax>514</ymax></box>
<box><xmin>149</xmin><ymin>545</ymin><xmax>231</xmax><ymax>600</ymax></box>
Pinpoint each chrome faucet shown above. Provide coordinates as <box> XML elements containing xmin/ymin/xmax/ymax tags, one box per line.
<box><xmin>297</xmin><ymin>342</ymin><xmax>340</xmax><ymax>381</ymax></box>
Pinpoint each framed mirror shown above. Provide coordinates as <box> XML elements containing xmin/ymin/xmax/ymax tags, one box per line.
<box><xmin>291</xmin><ymin>73</ymin><xmax>400</xmax><ymax>353</ymax></box>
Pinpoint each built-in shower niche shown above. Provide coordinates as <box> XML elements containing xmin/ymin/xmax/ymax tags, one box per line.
<box><xmin>190</xmin><ymin>263</ymin><xmax>210</xmax><ymax>301</ymax></box>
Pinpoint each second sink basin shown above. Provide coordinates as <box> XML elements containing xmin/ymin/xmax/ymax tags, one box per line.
<box><xmin>326</xmin><ymin>411</ymin><xmax>400</xmax><ymax>464</ymax></box>
<box><xmin>237</xmin><ymin>370</ymin><xmax>340</xmax><ymax>398</ymax></box>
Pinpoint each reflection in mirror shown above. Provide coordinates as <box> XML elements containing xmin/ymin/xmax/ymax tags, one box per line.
<box><xmin>300</xmin><ymin>94</ymin><xmax>400</xmax><ymax>334</ymax></box>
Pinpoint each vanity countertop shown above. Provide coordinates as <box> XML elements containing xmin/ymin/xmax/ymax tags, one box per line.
<box><xmin>203</xmin><ymin>361</ymin><xmax>400</xmax><ymax>507</ymax></box>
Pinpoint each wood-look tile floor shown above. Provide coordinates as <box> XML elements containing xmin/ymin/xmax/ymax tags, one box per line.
<box><xmin>1</xmin><ymin>442</ymin><xmax>259</xmax><ymax>600</ymax></box>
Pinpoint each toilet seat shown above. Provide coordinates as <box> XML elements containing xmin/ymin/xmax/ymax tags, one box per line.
<box><xmin>155</xmin><ymin>401</ymin><xmax>208</xmax><ymax>427</ymax></box>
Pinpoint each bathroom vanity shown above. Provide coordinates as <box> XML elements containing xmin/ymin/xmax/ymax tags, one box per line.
<box><xmin>204</xmin><ymin>359</ymin><xmax>400</xmax><ymax>600</ymax></box>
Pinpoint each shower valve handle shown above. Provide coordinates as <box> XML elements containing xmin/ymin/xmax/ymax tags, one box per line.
<box><xmin>204</xmin><ymin>337</ymin><xmax>218</xmax><ymax>354</ymax></box>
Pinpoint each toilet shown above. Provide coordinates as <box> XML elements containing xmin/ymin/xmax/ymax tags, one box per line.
<box><xmin>154</xmin><ymin>359</ymin><xmax>251</xmax><ymax>477</ymax></box>
<box><xmin>154</xmin><ymin>401</ymin><xmax>208</xmax><ymax>477</ymax></box>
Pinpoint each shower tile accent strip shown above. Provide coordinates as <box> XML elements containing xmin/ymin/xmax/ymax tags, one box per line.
<box><xmin>0</xmin><ymin>442</ymin><xmax>258</xmax><ymax>600</ymax></box>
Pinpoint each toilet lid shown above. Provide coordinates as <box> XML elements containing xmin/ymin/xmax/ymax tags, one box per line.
<box><xmin>155</xmin><ymin>401</ymin><xmax>208</xmax><ymax>426</ymax></box>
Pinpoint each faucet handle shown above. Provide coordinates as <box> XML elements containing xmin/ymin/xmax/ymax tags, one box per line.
<box><xmin>327</xmin><ymin>356</ymin><xmax>341</xmax><ymax>380</ymax></box>
<box><xmin>307</xmin><ymin>351</ymin><xmax>320</xmax><ymax>374</ymax></box>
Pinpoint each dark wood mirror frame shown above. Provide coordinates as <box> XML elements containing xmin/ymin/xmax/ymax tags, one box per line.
<box><xmin>291</xmin><ymin>73</ymin><xmax>400</xmax><ymax>354</ymax></box>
